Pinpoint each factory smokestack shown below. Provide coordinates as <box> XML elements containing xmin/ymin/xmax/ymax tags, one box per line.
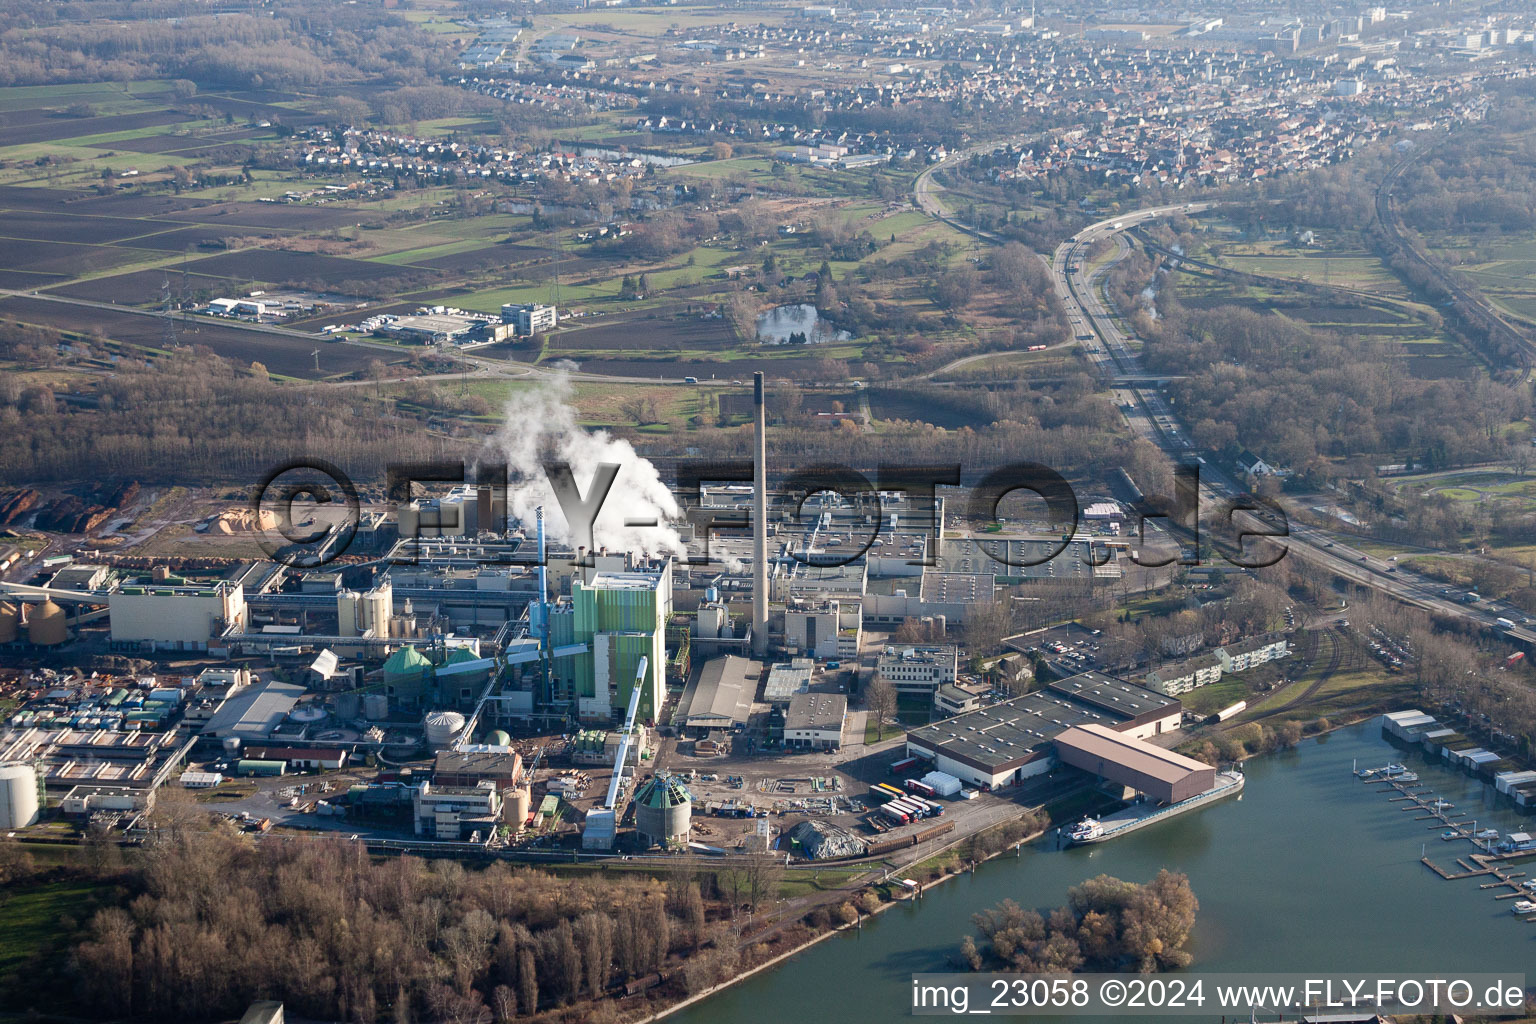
<box><xmin>752</xmin><ymin>371</ymin><xmax>769</xmax><ymax>656</ymax></box>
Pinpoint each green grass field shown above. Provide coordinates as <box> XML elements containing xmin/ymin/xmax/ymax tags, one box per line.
<box><xmin>1178</xmin><ymin>677</ymin><xmax>1251</xmax><ymax>717</ymax></box>
<box><xmin>0</xmin><ymin>878</ymin><xmax>108</xmax><ymax>980</ymax></box>
<box><xmin>1425</xmin><ymin>232</ymin><xmax>1536</xmax><ymax>325</ymax></box>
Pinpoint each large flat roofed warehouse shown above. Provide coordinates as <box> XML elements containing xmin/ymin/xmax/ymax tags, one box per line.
<box><xmin>201</xmin><ymin>679</ymin><xmax>305</xmax><ymax>741</ymax></box>
<box><xmin>1054</xmin><ymin>723</ymin><xmax>1214</xmax><ymax>803</ymax></box>
<box><xmin>678</xmin><ymin>655</ymin><xmax>756</xmax><ymax>736</ymax></box>
<box><xmin>903</xmin><ymin>673</ymin><xmax>1181</xmax><ymax>789</ymax></box>
<box><xmin>1048</xmin><ymin>671</ymin><xmax>1182</xmax><ymax>740</ymax></box>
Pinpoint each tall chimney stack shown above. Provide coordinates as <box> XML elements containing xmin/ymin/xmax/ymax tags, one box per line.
<box><xmin>752</xmin><ymin>371</ymin><xmax>769</xmax><ymax>656</ymax></box>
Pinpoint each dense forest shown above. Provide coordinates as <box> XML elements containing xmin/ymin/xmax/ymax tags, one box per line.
<box><xmin>960</xmin><ymin>871</ymin><xmax>1199</xmax><ymax>974</ymax></box>
<box><xmin>1124</xmin><ymin>266</ymin><xmax>1529</xmax><ymax>476</ymax></box>
<box><xmin>0</xmin><ymin>336</ymin><xmax>454</xmax><ymax>489</ymax></box>
<box><xmin>681</xmin><ymin>382</ymin><xmax>1175</xmax><ymax>502</ymax></box>
<box><xmin>0</xmin><ymin>796</ymin><xmax>1051</xmax><ymax>1024</ymax></box>
<box><xmin>0</xmin><ymin>785</ymin><xmax>789</xmax><ymax>1023</ymax></box>
<box><xmin>0</xmin><ymin>1</ymin><xmax>459</xmax><ymax>88</ymax></box>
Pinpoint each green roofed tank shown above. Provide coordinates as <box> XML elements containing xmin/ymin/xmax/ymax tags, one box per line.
<box><xmin>383</xmin><ymin>646</ymin><xmax>432</xmax><ymax>681</ymax></box>
<box><xmin>487</xmin><ymin>729</ymin><xmax>512</xmax><ymax>747</ymax></box>
<box><xmin>633</xmin><ymin>772</ymin><xmax>692</xmax><ymax>848</ymax></box>
<box><xmin>444</xmin><ymin>646</ymin><xmax>480</xmax><ymax>665</ymax></box>
<box><xmin>382</xmin><ymin>646</ymin><xmax>433</xmax><ymax>709</ymax></box>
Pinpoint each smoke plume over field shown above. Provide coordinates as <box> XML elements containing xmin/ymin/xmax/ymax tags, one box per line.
<box><xmin>480</xmin><ymin>369</ymin><xmax>684</xmax><ymax>559</ymax></box>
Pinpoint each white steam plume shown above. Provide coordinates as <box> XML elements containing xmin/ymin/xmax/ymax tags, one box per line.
<box><xmin>479</xmin><ymin>368</ymin><xmax>684</xmax><ymax>560</ymax></box>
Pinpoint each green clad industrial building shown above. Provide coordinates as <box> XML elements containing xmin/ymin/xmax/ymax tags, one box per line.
<box><xmin>549</xmin><ymin>566</ymin><xmax>671</xmax><ymax>724</ymax></box>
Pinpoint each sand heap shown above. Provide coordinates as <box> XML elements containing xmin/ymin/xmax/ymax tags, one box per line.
<box><xmin>213</xmin><ymin>508</ymin><xmax>279</xmax><ymax>534</ymax></box>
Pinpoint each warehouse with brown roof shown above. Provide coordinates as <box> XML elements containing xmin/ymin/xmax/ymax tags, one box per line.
<box><xmin>1053</xmin><ymin>723</ymin><xmax>1215</xmax><ymax>803</ymax></box>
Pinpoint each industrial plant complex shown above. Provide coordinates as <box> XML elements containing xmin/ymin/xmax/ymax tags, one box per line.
<box><xmin>0</xmin><ymin>371</ymin><xmax>1276</xmax><ymax>859</ymax></box>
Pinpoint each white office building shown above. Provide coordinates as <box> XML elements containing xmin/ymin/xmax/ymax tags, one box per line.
<box><xmin>876</xmin><ymin>645</ymin><xmax>958</xmax><ymax>696</ymax></box>
<box><xmin>501</xmin><ymin>302</ymin><xmax>557</xmax><ymax>336</ymax></box>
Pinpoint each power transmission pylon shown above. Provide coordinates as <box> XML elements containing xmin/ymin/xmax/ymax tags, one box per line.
<box><xmin>161</xmin><ymin>277</ymin><xmax>178</xmax><ymax>350</ymax></box>
<box><xmin>548</xmin><ymin>228</ymin><xmax>563</xmax><ymax>310</ymax></box>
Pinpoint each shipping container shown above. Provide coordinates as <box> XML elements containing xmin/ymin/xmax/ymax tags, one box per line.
<box><xmin>890</xmin><ymin>756</ymin><xmax>920</xmax><ymax>776</ymax></box>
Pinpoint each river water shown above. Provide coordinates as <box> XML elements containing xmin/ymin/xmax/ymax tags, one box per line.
<box><xmin>669</xmin><ymin>723</ymin><xmax>1534</xmax><ymax>1023</ymax></box>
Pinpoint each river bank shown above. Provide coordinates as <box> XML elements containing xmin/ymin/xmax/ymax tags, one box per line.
<box><xmin>661</xmin><ymin>720</ymin><xmax>1536</xmax><ymax>1024</ymax></box>
<box><xmin>637</xmin><ymin>819</ymin><xmax>1052</xmax><ymax>1024</ymax></box>
<box><xmin>637</xmin><ymin>714</ymin><xmax>1369</xmax><ymax>1023</ymax></box>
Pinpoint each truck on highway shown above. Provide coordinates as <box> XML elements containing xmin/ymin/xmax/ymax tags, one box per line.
<box><xmin>1111</xmin><ymin>221</ymin><xmax>1124</xmax><ymax>230</ymax></box>
<box><xmin>1497</xmin><ymin>617</ymin><xmax>1517</xmax><ymax>630</ymax></box>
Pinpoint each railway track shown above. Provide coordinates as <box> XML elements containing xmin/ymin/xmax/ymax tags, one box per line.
<box><xmin>1374</xmin><ymin>125</ymin><xmax>1535</xmax><ymax>370</ymax></box>
<box><xmin>1247</xmin><ymin>626</ymin><xmax>1348</xmax><ymax>723</ymax></box>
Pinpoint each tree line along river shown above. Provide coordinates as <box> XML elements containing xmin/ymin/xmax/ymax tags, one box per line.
<box><xmin>665</xmin><ymin>722</ymin><xmax>1535</xmax><ymax>1024</ymax></box>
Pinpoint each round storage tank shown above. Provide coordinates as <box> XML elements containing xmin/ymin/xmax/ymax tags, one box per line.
<box><xmin>289</xmin><ymin>703</ymin><xmax>327</xmax><ymax>725</ymax></box>
<box><xmin>362</xmin><ymin>584</ymin><xmax>392</xmax><ymax>637</ymax></box>
<box><xmin>397</xmin><ymin>503</ymin><xmax>419</xmax><ymax>542</ymax></box>
<box><xmin>633</xmin><ymin>773</ymin><xmax>692</xmax><ymax>848</ymax></box>
<box><xmin>0</xmin><ymin>763</ymin><xmax>40</xmax><ymax>829</ymax></box>
<box><xmin>335</xmin><ymin>692</ymin><xmax>361</xmax><ymax>721</ymax></box>
<box><xmin>27</xmin><ymin>599</ymin><xmax>67</xmax><ymax>646</ymax></box>
<box><xmin>337</xmin><ymin>591</ymin><xmax>361</xmax><ymax>637</ymax></box>
<box><xmin>505</xmin><ymin>787</ymin><xmax>531</xmax><ymax>830</ymax></box>
<box><xmin>487</xmin><ymin>729</ymin><xmax>512</xmax><ymax>747</ymax></box>
<box><xmin>424</xmin><ymin>710</ymin><xmax>466</xmax><ymax>749</ymax></box>
<box><xmin>363</xmin><ymin>693</ymin><xmax>389</xmax><ymax>721</ymax></box>
<box><xmin>0</xmin><ymin>601</ymin><xmax>17</xmax><ymax>644</ymax></box>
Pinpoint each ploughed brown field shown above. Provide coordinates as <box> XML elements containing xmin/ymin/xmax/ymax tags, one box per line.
<box><xmin>553</xmin><ymin>313</ymin><xmax>739</xmax><ymax>351</ymax></box>
<box><xmin>181</xmin><ymin>249</ymin><xmax>420</xmax><ymax>286</ymax></box>
<box><xmin>45</xmin><ymin>270</ymin><xmax>242</xmax><ymax>304</ymax></box>
<box><xmin>0</xmin><ymin>294</ymin><xmax>389</xmax><ymax>379</ymax></box>
<box><xmin>0</xmin><ymin>109</ymin><xmax>185</xmax><ymax>146</ymax></box>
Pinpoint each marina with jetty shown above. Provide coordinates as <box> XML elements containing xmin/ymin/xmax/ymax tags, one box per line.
<box><xmin>1354</xmin><ymin>710</ymin><xmax>1536</xmax><ymax>922</ymax></box>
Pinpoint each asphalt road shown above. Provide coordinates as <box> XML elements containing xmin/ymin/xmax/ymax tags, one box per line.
<box><xmin>1047</xmin><ymin>207</ymin><xmax>1527</xmax><ymax>634</ymax></box>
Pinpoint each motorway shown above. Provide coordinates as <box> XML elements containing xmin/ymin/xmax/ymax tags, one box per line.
<box><xmin>1049</xmin><ymin>207</ymin><xmax>1530</xmax><ymax>636</ymax></box>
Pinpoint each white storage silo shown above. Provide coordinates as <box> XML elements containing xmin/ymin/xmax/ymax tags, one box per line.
<box><xmin>424</xmin><ymin>710</ymin><xmax>466</xmax><ymax>749</ymax></box>
<box><xmin>505</xmin><ymin>787</ymin><xmax>531</xmax><ymax>830</ymax></box>
<box><xmin>0</xmin><ymin>763</ymin><xmax>40</xmax><ymax>829</ymax></box>
<box><xmin>397</xmin><ymin>502</ymin><xmax>420</xmax><ymax>541</ymax></box>
<box><xmin>337</xmin><ymin>591</ymin><xmax>361</xmax><ymax>637</ymax></box>
<box><xmin>361</xmin><ymin>583</ymin><xmax>392</xmax><ymax>637</ymax></box>
<box><xmin>363</xmin><ymin>693</ymin><xmax>389</xmax><ymax>720</ymax></box>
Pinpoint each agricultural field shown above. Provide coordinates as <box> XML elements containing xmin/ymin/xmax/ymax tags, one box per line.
<box><xmin>0</xmin><ymin>61</ymin><xmax>1066</xmax><ymax>403</ymax></box>
<box><xmin>1423</xmin><ymin>232</ymin><xmax>1536</xmax><ymax>325</ymax></box>
<box><xmin>1189</xmin><ymin>218</ymin><xmax>1414</xmax><ymax>299</ymax></box>
<box><xmin>0</xmin><ymin>293</ymin><xmax>387</xmax><ymax>380</ymax></box>
<box><xmin>1170</xmin><ymin>253</ymin><xmax>1477</xmax><ymax>380</ymax></box>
